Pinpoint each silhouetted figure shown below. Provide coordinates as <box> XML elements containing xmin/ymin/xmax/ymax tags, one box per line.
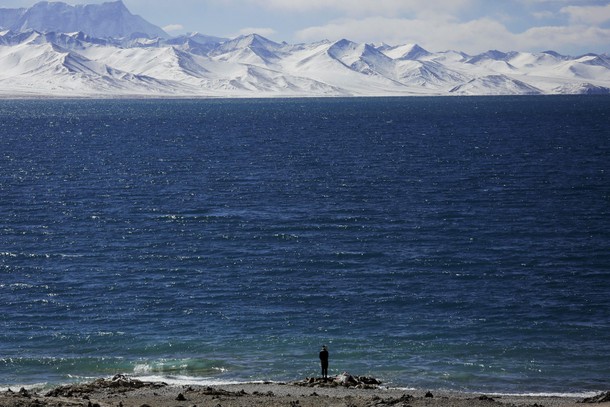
<box><xmin>319</xmin><ymin>345</ymin><xmax>329</xmax><ymax>379</ymax></box>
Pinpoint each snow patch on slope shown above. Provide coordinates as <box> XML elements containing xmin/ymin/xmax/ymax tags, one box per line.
<box><xmin>450</xmin><ymin>75</ymin><xmax>542</xmax><ymax>95</ymax></box>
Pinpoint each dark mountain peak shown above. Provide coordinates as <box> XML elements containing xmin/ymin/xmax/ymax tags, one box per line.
<box><xmin>467</xmin><ymin>49</ymin><xmax>509</xmax><ymax>64</ymax></box>
<box><xmin>0</xmin><ymin>0</ymin><xmax>167</xmax><ymax>39</ymax></box>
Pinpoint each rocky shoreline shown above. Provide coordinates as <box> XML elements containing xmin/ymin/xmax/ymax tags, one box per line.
<box><xmin>1</xmin><ymin>375</ymin><xmax>608</xmax><ymax>407</ymax></box>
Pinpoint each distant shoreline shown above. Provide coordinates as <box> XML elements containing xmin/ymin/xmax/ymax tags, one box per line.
<box><xmin>1</xmin><ymin>93</ymin><xmax>607</xmax><ymax>100</ymax></box>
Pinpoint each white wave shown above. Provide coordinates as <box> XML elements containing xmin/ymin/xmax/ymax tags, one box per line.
<box><xmin>391</xmin><ymin>387</ymin><xmax>600</xmax><ymax>399</ymax></box>
<box><xmin>487</xmin><ymin>391</ymin><xmax>601</xmax><ymax>398</ymax></box>
<box><xmin>132</xmin><ymin>374</ymin><xmax>244</xmax><ymax>387</ymax></box>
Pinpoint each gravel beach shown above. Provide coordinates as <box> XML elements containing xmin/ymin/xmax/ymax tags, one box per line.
<box><xmin>1</xmin><ymin>375</ymin><xmax>608</xmax><ymax>407</ymax></box>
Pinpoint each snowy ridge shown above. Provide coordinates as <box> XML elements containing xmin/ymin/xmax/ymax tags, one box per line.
<box><xmin>0</xmin><ymin>2</ymin><xmax>609</xmax><ymax>97</ymax></box>
<box><xmin>1</xmin><ymin>29</ymin><xmax>609</xmax><ymax>98</ymax></box>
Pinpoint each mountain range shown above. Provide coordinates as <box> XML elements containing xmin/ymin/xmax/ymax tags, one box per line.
<box><xmin>1</xmin><ymin>0</ymin><xmax>609</xmax><ymax>98</ymax></box>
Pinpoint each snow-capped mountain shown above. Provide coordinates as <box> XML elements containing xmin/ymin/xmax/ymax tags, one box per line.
<box><xmin>0</xmin><ymin>1</ymin><xmax>609</xmax><ymax>97</ymax></box>
<box><xmin>0</xmin><ymin>1</ymin><xmax>168</xmax><ymax>39</ymax></box>
<box><xmin>382</xmin><ymin>43</ymin><xmax>431</xmax><ymax>61</ymax></box>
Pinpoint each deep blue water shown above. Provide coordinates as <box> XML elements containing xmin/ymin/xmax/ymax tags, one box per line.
<box><xmin>0</xmin><ymin>96</ymin><xmax>609</xmax><ymax>394</ymax></box>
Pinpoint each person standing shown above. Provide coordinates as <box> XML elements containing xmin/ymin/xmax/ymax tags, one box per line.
<box><xmin>319</xmin><ymin>345</ymin><xmax>329</xmax><ymax>379</ymax></box>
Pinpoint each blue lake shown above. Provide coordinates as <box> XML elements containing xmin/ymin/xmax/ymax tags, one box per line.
<box><xmin>1</xmin><ymin>96</ymin><xmax>609</xmax><ymax>394</ymax></box>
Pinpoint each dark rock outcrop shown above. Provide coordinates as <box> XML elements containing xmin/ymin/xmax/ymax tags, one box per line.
<box><xmin>45</xmin><ymin>374</ymin><xmax>166</xmax><ymax>398</ymax></box>
<box><xmin>292</xmin><ymin>373</ymin><xmax>382</xmax><ymax>389</ymax></box>
<box><xmin>582</xmin><ymin>391</ymin><xmax>610</xmax><ymax>403</ymax></box>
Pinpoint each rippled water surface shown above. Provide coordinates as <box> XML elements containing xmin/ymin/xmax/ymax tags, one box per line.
<box><xmin>1</xmin><ymin>96</ymin><xmax>609</xmax><ymax>394</ymax></box>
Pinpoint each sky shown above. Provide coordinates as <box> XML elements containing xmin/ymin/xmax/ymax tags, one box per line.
<box><xmin>3</xmin><ymin>0</ymin><xmax>610</xmax><ymax>55</ymax></box>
